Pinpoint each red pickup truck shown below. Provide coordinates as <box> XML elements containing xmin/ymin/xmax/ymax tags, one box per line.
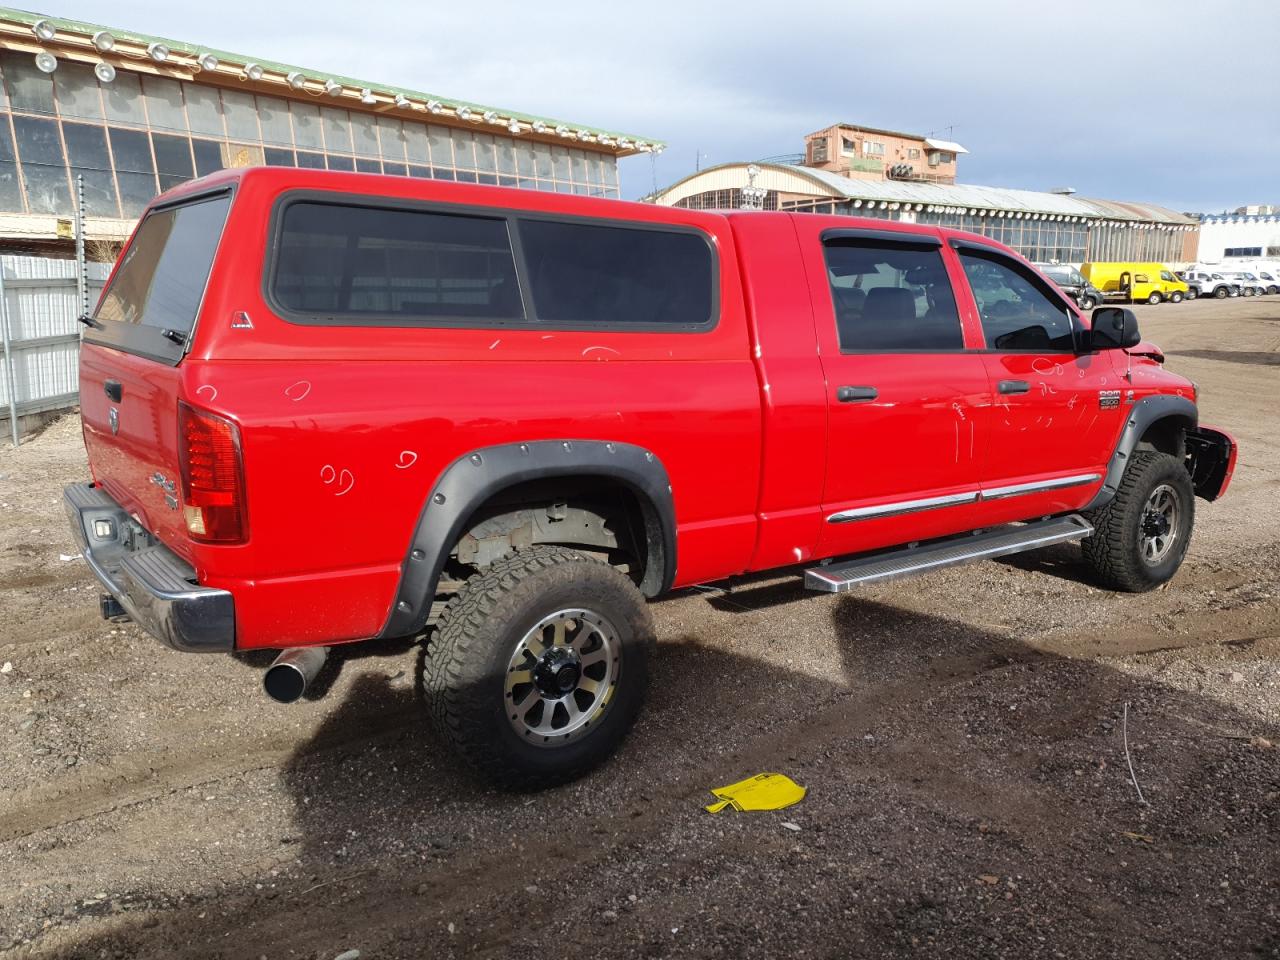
<box><xmin>65</xmin><ymin>167</ymin><xmax>1237</xmax><ymax>787</ymax></box>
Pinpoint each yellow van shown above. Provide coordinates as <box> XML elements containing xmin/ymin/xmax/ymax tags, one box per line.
<box><xmin>1079</xmin><ymin>262</ymin><xmax>1190</xmax><ymax>305</ymax></box>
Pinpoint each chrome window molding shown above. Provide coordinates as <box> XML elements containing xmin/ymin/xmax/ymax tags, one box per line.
<box><xmin>825</xmin><ymin>473</ymin><xmax>1102</xmax><ymax>523</ymax></box>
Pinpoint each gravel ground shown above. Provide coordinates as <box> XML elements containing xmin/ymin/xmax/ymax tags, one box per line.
<box><xmin>1</xmin><ymin>296</ymin><xmax>1278</xmax><ymax>959</ymax></box>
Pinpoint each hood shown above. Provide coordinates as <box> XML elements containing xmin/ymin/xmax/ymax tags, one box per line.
<box><xmin>1125</xmin><ymin>339</ymin><xmax>1165</xmax><ymax>364</ymax></box>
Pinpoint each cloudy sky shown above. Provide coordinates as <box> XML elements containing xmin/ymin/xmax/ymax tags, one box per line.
<box><xmin>55</xmin><ymin>0</ymin><xmax>1279</xmax><ymax>212</ymax></box>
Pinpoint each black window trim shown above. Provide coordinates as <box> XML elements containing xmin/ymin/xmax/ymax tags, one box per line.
<box><xmin>952</xmin><ymin>239</ymin><xmax>1083</xmax><ymax>354</ymax></box>
<box><xmin>263</xmin><ymin>189</ymin><xmax>721</xmax><ymax>333</ymax></box>
<box><xmin>822</xmin><ymin>226</ymin><xmax>942</xmax><ymax>248</ymax></box>
<box><xmin>85</xmin><ymin>184</ymin><xmax>236</xmax><ymax>366</ymax></box>
<box><xmin>821</xmin><ymin>229</ymin><xmax>967</xmax><ymax>355</ymax></box>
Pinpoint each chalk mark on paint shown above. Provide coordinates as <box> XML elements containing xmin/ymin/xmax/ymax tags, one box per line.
<box><xmin>195</xmin><ymin>384</ymin><xmax>217</xmax><ymax>401</ymax></box>
<box><xmin>321</xmin><ymin>464</ymin><xmax>354</xmax><ymax>496</ymax></box>
<box><xmin>285</xmin><ymin>380</ymin><xmax>312</xmax><ymax>402</ymax></box>
<box><xmin>395</xmin><ymin>450</ymin><xmax>418</xmax><ymax>469</ymax></box>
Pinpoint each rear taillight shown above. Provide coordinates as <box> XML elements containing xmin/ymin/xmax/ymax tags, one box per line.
<box><xmin>178</xmin><ymin>401</ymin><xmax>247</xmax><ymax>544</ymax></box>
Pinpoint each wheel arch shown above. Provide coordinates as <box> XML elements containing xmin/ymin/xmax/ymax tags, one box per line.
<box><xmin>1085</xmin><ymin>395</ymin><xmax>1198</xmax><ymax>511</ymax></box>
<box><xmin>378</xmin><ymin>440</ymin><xmax>676</xmax><ymax>638</ymax></box>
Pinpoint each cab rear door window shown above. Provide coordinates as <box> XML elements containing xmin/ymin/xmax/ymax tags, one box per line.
<box><xmin>822</xmin><ymin>238</ymin><xmax>963</xmax><ymax>351</ymax></box>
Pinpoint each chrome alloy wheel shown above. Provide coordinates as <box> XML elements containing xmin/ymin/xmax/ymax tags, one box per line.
<box><xmin>1139</xmin><ymin>483</ymin><xmax>1180</xmax><ymax>565</ymax></box>
<box><xmin>504</xmin><ymin>608</ymin><xmax>621</xmax><ymax>747</ymax></box>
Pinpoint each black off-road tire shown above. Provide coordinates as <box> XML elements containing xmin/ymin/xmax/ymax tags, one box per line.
<box><xmin>421</xmin><ymin>546</ymin><xmax>653</xmax><ymax>789</ymax></box>
<box><xmin>1081</xmin><ymin>450</ymin><xmax>1194</xmax><ymax>592</ymax></box>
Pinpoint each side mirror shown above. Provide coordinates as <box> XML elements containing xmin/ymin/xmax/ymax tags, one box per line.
<box><xmin>1088</xmin><ymin>306</ymin><xmax>1141</xmax><ymax>351</ymax></box>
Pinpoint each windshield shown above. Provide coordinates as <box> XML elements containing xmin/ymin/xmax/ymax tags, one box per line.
<box><xmin>1160</xmin><ymin>271</ymin><xmax>1176</xmax><ymax>281</ymax></box>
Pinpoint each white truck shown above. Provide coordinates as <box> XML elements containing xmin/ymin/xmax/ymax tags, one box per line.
<box><xmin>1179</xmin><ymin>267</ymin><xmax>1240</xmax><ymax>299</ymax></box>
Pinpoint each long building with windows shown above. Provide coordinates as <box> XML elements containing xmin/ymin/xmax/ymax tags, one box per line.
<box><xmin>0</xmin><ymin>8</ymin><xmax>662</xmax><ymax>253</ymax></box>
<box><xmin>651</xmin><ymin>147</ymin><xmax>1198</xmax><ymax>267</ymax></box>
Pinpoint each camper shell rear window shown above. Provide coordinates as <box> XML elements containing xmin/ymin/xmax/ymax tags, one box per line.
<box><xmin>88</xmin><ymin>189</ymin><xmax>232</xmax><ymax>365</ymax></box>
<box><xmin>265</xmin><ymin>193</ymin><xmax>718</xmax><ymax>331</ymax></box>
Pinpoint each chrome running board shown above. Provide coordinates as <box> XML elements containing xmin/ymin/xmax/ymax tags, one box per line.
<box><xmin>804</xmin><ymin>514</ymin><xmax>1093</xmax><ymax>593</ymax></box>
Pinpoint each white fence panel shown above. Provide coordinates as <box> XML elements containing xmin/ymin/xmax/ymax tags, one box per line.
<box><xmin>0</xmin><ymin>255</ymin><xmax>111</xmax><ymax>425</ymax></box>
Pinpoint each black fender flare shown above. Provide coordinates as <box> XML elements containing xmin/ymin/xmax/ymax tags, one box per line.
<box><xmin>378</xmin><ymin>440</ymin><xmax>676</xmax><ymax>638</ymax></box>
<box><xmin>1084</xmin><ymin>394</ymin><xmax>1198</xmax><ymax>510</ymax></box>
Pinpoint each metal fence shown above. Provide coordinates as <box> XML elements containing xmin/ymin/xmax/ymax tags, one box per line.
<box><xmin>0</xmin><ymin>255</ymin><xmax>111</xmax><ymax>443</ymax></box>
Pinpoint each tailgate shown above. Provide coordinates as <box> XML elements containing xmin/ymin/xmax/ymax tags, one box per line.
<box><xmin>79</xmin><ymin>188</ymin><xmax>233</xmax><ymax>558</ymax></box>
<box><xmin>80</xmin><ymin>343</ymin><xmax>191</xmax><ymax>554</ymax></box>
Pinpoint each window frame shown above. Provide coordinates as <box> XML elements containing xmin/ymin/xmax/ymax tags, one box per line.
<box><xmin>263</xmin><ymin>189</ymin><xmax>721</xmax><ymax>332</ymax></box>
<box><xmin>820</xmin><ymin>228</ymin><xmax>967</xmax><ymax>355</ymax></box>
<box><xmin>951</xmin><ymin>238</ymin><xmax>1082</xmax><ymax>354</ymax></box>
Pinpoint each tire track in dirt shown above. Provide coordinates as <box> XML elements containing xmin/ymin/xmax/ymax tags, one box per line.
<box><xmin>0</xmin><ymin>704</ymin><xmax>418</xmax><ymax>843</ymax></box>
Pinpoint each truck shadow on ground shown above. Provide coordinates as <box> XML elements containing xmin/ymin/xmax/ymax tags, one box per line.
<box><xmin>34</xmin><ymin>595</ymin><xmax>1280</xmax><ymax>960</ymax></box>
<box><xmin>993</xmin><ymin>541</ymin><xmax>1098</xmax><ymax>583</ymax></box>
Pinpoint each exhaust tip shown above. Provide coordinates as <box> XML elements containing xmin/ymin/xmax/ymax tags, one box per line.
<box><xmin>263</xmin><ymin>647</ymin><xmax>328</xmax><ymax>704</ymax></box>
<box><xmin>264</xmin><ymin>663</ymin><xmax>307</xmax><ymax>703</ymax></box>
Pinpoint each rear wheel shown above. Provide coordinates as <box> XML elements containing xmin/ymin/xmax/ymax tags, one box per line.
<box><xmin>1146</xmin><ymin>292</ymin><xmax>1163</xmax><ymax>305</ymax></box>
<box><xmin>421</xmin><ymin>546</ymin><xmax>653</xmax><ymax>788</ymax></box>
<box><xmin>1081</xmin><ymin>451</ymin><xmax>1194</xmax><ymax>592</ymax></box>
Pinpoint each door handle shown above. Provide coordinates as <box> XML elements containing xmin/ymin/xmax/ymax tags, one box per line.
<box><xmin>837</xmin><ymin>385</ymin><xmax>878</xmax><ymax>403</ymax></box>
<box><xmin>997</xmin><ymin>379</ymin><xmax>1030</xmax><ymax>395</ymax></box>
<box><xmin>104</xmin><ymin>379</ymin><xmax>122</xmax><ymax>402</ymax></box>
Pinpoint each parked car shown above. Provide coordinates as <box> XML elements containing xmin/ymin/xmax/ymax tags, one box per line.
<box><xmin>1219</xmin><ymin>260</ymin><xmax>1280</xmax><ymax>293</ymax></box>
<box><xmin>1079</xmin><ymin>262</ymin><xmax>1190</xmax><ymax>304</ymax></box>
<box><xmin>1178</xmin><ymin>269</ymin><xmax>1239</xmax><ymax>299</ymax></box>
<box><xmin>65</xmin><ymin>168</ymin><xmax>1239</xmax><ymax>787</ymax></box>
<box><xmin>1035</xmin><ymin>263</ymin><xmax>1105</xmax><ymax>310</ymax></box>
<box><xmin>1253</xmin><ymin>270</ymin><xmax>1280</xmax><ymax>295</ymax></box>
<box><xmin>1223</xmin><ymin>271</ymin><xmax>1266</xmax><ymax>296</ymax></box>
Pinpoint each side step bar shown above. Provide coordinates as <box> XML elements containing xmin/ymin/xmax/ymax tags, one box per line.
<box><xmin>805</xmin><ymin>514</ymin><xmax>1093</xmax><ymax>593</ymax></box>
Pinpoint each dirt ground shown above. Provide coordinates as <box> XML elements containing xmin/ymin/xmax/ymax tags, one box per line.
<box><xmin>2</xmin><ymin>296</ymin><xmax>1278</xmax><ymax>960</ymax></box>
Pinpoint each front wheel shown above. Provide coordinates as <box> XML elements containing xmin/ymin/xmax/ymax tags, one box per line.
<box><xmin>1147</xmin><ymin>292</ymin><xmax>1163</xmax><ymax>305</ymax></box>
<box><xmin>1214</xmin><ymin>286</ymin><xmax>1229</xmax><ymax>299</ymax></box>
<box><xmin>1081</xmin><ymin>451</ymin><xmax>1194</xmax><ymax>592</ymax></box>
<box><xmin>1184</xmin><ymin>288</ymin><xmax>1198</xmax><ymax>301</ymax></box>
<box><xmin>1079</xmin><ymin>295</ymin><xmax>1096</xmax><ymax>311</ymax></box>
<box><xmin>421</xmin><ymin>546</ymin><xmax>653</xmax><ymax>788</ymax></box>
<box><xmin>1170</xmin><ymin>291</ymin><xmax>1184</xmax><ymax>303</ymax></box>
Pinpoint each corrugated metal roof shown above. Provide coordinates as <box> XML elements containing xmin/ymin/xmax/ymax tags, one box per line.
<box><xmin>0</xmin><ymin>6</ymin><xmax>661</xmax><ymax>152</ymax></box>
<box><xmin>1078</xmin><ymin>198</ymin><xmax>1196</xmax><ymax>225</ymax></box>
<box><xmin>795</xmin><ymin>165</ymin><xmax>1100</xmax><ymax>216</ymax></box>
<box><xmin>652</xmin><ymin>163</ymin><xmax>1200</xmax><ymax>226</ymax></box>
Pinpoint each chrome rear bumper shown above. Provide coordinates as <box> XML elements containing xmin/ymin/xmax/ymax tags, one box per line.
<box><xmin>63</xmin><ymin>483</ymin><xmax>235</xmax><ymax>653</ymax></box>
